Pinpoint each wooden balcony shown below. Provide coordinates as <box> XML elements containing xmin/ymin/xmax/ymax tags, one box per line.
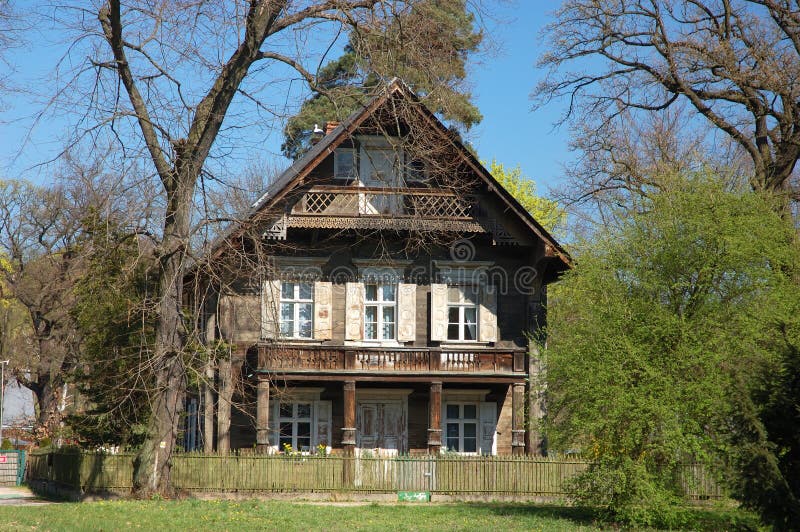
<box><xmin>291</xmin><ymin>186</ymin><xmax>474</xmax><ymax>219</ymax></box>
<box><xmin>256</xmin><ymin>344</ymin><xmax>527</xmax><ymax>379</ymax></box>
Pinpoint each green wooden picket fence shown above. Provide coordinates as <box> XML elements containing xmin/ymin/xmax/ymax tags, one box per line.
<box><xmin>25</xmin><ymin>450</ymin><xmax>723</xmax><ymax>499</ymax></box>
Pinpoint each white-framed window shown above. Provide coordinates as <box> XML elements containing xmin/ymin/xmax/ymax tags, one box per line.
<box><xmin>447</xmin><ymin>285</ymin><xmax>479</xmax><ymax>341</ymax></box>
<box><xmin>278</xmin><ymin>402</ymin><xmax>312</xmax><ymax>452</ymax></box>
<box><xmin>444</xmin><ymin>403</ymin><xmax>478</xmax><ymax>453</ymax></box>
<box><xmin>334</xmin><ymin>148</ymin><xmax>356</xmax><ymax>179</ymax></box>
<box><xmin>364</xmin><ymin>282</ymin><xmax>397</xmax><ymax>340</ymax></box>
<box><xmin>280</xmin><ymin>282</ymin><xmax>313</xmax><ymax>339</ymax></box>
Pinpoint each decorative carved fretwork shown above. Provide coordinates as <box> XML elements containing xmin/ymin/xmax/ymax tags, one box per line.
<box><xmin>262</xmin><ymin>214</ymin><xmax>287</xmax><ymax>240</ymax></box>
<box><xmin>287</xmin><ymin>215</ymin><xmax>484</xmax><ymax>232</ymax></box>
<box><xmin>478</xmin><ymin>217</ymin><xmax>516</xmax><ymax>245</ymax></box>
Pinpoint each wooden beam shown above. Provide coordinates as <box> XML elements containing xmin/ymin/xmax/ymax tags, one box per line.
<box><xmin>256</xmin><ymin>379</ymin><xmax>270</xmax><ymax>453</ymax></box>
<box><xmin>512</xmin><ymin>382</ymin><xmax>526</xmax><ymax>456</ymax></box>
<box><xmin>428</xmin><ymin>381</ymin><xmax>442</xmax><ymax>454</ymax></box>
<box><xmin>342</xmin><ymin>380</ymin><xmax>356</xmax><ymax>455</ymax></box>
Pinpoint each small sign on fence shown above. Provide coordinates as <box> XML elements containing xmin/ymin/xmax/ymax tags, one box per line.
<box><xmin>398</xmin><ymin>491</ymin><xmax>430</xmax><ymax>502</ymax></box>
<box><xmin>0</xmin><ymin>456</ymin><xmax>6</xmax><ymax>464</ymax></box>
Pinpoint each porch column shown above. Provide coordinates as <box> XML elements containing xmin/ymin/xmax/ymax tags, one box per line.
<box><xmin>256</xmin><ymin>379</ymin><xmax>270</xmax><ymax>453</ymax></box>
<box><xmin>512</xmin><ymin>382</ymin><xmax>526</xmax><ymax>455</ymax></box>
<box><xmin>427</xmin><ymin>381</ymin><xmax>442</xmax><ymax>454</ymax></box>
<box><xmin>342</xmin><ymin>380</ymin><xmax>356</xmax><ymax>455</ymax></box>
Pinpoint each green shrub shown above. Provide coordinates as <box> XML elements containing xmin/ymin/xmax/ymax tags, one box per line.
<box><xmin>569</xmin><ymin>456</ymin><xmax>691</xmax><ymax>528</ymax></box>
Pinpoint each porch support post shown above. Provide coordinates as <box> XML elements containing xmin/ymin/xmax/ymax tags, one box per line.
<box><xmin>342</xmin><ymin>380</ymin><xmax>356</xmax><ymax>455</ymax></box>
<box><xmin>342</xmin><ymin>380</ymin><xmax>356</xmax><ymax>488</ymax></box>
<box><xmin>512</xmin><ymin>382</ymin><xmax>526</xmax><ymax>455</ymax></box>
<box><xmin>427</xmin><ymin>381</ymin><xmax>442</xmax><ymax>454</ymax></box>
<box><xmin>256</xmin><ymin>378</ymin><xmax>270</xmax><ymax>453</ymax></box>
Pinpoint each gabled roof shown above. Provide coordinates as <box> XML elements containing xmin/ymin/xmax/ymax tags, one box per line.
<box><xmin>211</xmin><ymin>79</ymin><xmax>570</xmax><ymax>268</ymax></box>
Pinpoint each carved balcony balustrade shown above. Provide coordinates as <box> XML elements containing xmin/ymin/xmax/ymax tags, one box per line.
<box><xmin>257</xmin><ymin>344</ymin><xmax>526</xmax><ymax>376</ymax></box>
<box><xmin>291</xmin><ymin>186</ymin><xmax>474</xmax><ymax>219</ymax></box>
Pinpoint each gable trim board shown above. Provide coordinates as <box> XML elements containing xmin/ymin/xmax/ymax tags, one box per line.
<box><xmin>203</xmin><ymin>79</ymin><xmax>570</xmax><ymax>270</ymax></box>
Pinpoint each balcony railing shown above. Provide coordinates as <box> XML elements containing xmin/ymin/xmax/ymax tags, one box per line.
<box><xmin>291</xmin><ymin>186</ymin><xmax>474</xmax><ymax>219</ymax></box>
<box><xmin>257</xmin><ymin>344</ymin><xmax>526</xmax><ymax>374</ymax></box>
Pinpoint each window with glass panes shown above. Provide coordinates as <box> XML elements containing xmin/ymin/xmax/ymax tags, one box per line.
<box><xmin>278</xmin><ymin>402</ymin><xmax>312</xmax><ymax>452</ymax></box>
<box><xmin>447</xmin><ymin>285</ymin><xmax>478</xmax><ymax>341</ymax></box>
<box><xmin>364</xmin><ymin>283</ymin><xmax>396</xmax><ymax>340</ymax></box>
<box><xmin>445</xmin><ymin>403</ymin><xmax>478</xmax><ymax>453</ymax></box>
<box><xmin>280</xmin><ymin>282</ymin><xmax>313</xmax><ymax>339</ymax></box>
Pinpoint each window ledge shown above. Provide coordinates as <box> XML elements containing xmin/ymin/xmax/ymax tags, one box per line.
<box><xmin>440</xmin><ymin>342</ymin><xmax>492</xmax><ymax>349</ymax></box>
<box><xmin>346</xmin><ymin>340</ymin><xmax>403</xmax><ymax>348</ymax></box>
<box><xmin>275</xmin><ymin>339</ymin><xmax>322</xmax><ymax>345</ymax></box>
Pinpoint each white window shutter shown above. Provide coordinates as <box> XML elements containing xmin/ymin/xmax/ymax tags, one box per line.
<box><xmin>397</xmin><ymin>283</ymin><xmax>417</xmax><ymax>342</ymax></box>
<box><xmin>478</xmin><ymin>284</ymin><xmax>498</xmax><ymax>343</ymax></box>
<box><xmin>314</xmin><ymin>400</ymin><xmax>333</xmax><ymax>453</ymax></box>
<box><xmin>345</xmin><ymin>282</ymin><xmax>365</xmax><ymax>340</ymax></box>
<box><xmin>479</xmin><ymin>401</ymin><xmax>497</xmax><ymax>455</ymax></box>
<box><xmin>262</xmin><ymin>280</ymin><xmax>281</xmax><ymax>339</ymax></box>
<box><xmin>313</xmin><ymin>281</ymin><xmax>333</xmax><ymax>340</ymax></box>
<box><xmin>430</xmin><ymin>283</ymin><xmax>448</xmax><ymax>342</ymax></box>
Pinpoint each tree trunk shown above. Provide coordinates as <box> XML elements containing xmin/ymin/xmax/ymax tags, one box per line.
<box><xmin>132</xmin><ymin>168</ymin><xmax>194</xmax><ymax>494</ymax></box>
<box><xmin>216</xmin><ymin>356</ymin><xmax>232</xmax><ymax>454</ymax></box>
<box><xmin>203</xmin><ymin>361</ymin><xmax>215</xmax><ymax>453</ymax></box>
<box><xmin>34</xmin><ymin>379</ymin><xmax>59</xmax><ymax>434</ymax></box>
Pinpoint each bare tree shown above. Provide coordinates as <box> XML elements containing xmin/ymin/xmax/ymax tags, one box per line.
<box><xmin>0</xmin><ymin>150</ymin><xmax>156</xmax><ymax>441</ymax></box>
<box><xmin>536</xmin><ymin>0</ymin><xmax>800</xmax><ymax>196</ymax></box>
<box><xmin>42</xmin><ymin>0</ymin><xmax>486</xmax><ymax>494</ymax></box>
<box><xmin>0</xmin><ymin>180</ymin><xmax>82</xmax><ymax>437</ymax></box>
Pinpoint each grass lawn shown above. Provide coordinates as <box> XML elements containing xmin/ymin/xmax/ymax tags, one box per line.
<box><xmin>0</xmin><ymin>499</ymin><xmax>760</xmax><ymax>531</ymax></box>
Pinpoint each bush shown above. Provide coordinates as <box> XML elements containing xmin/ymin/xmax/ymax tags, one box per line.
<box><xmin>0</xmin><ymin>438</ymin><xmax>13</xmax><ymax>450</ymax></box>
<box><xmin>570</xmin><ymin>457</ymin><xmax>691</xmax><ymax>528</ymax></box>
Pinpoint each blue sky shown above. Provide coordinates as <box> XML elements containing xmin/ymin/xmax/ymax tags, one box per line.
<box><xmin>0</xmin><ymin>3</ymin><xmax>571</xmax><ymax>196</ymax></box>
<box><xmin>469</xmin><ymin>4</ymin><xmax>569</xmax><ymax>192</ymax></box>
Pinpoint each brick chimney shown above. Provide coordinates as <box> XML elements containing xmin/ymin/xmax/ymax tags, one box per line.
<box><xmin>325</xmin><ymin>121</ymin><xmax>340</xmax><ymax>135</ymax></box>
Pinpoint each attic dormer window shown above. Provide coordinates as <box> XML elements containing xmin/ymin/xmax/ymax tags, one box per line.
<box><xmin>358</xmin><ymin>136</ymin><xmax>401</xmax><ymax>187</ymax></box>
<box><xmin>406</xmin><ymin>158</ymin><xmax>426</xmax><ymax>183</ymax></box>
<box><xmin>334</xmin><ymin>148</ymin><xmax>356</xmax><ymax>179</ymax></box>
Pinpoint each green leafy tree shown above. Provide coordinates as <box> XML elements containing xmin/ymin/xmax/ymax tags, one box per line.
<box><xmin>68</xmin><ymin>212</ymin><xmax>156</xmax><ymax>448</ymax></box>
<box><xmin>544</xmin><ymin>173</ymin><xmax>800</xmax><ymax>527</ymax></box>
<box><xmin>282</xmin><ymin>0</ymin><xmax>483</xmax><ymax>159</ymax></box>
<box><xmin>486</xmin><ymin>159</ymin><xmax>565</xmax><ymax>234</ymax></box>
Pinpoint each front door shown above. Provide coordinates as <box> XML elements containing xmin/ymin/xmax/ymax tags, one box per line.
<box><xmin>356</xmin><ymin>401</ymin><xmax>406</xmax><ymax>455</ymax></box>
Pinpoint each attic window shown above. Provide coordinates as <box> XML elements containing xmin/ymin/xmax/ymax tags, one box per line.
<box><xmin>334</xmin><ymin>148</ymin><xmax>356</xmax><ymax>179</ymax></box>
<box><xmin>406</xmin><ymin>158</ymin><xmax>426</xmax><ymax>182</ymax></box>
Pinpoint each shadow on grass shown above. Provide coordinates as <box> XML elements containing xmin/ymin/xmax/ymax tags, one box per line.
<box><xmin>476</xmin><ymin>502</ymin><xmax>761</xmax><ymax>531</ymax></box>
<box><xmin>472</xmin><ymin>503</ymin><xmax>598</xmax><ymax>526</ymax></box>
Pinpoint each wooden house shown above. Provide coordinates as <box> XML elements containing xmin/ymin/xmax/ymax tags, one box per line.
<box><xmin>192</xmin><ymin>79</ymin><xmax>570</xmax><ymax>457</ymax></box>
